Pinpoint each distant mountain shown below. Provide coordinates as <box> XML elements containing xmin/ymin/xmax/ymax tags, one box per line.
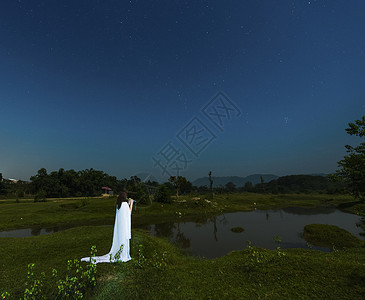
<box><xmin>260</xmin><ymin>174</ymin><xmax>345</xmax><ymax>194</ymax></box>
<box><xmin>306</xmin><ymin>173</ymin><xmax>329</xmax><ymax>177</ymax></box>
<box><xmin>191</xmin><ymin>174</ymin><xmax>279</xmax><ymax>188</ymax></box>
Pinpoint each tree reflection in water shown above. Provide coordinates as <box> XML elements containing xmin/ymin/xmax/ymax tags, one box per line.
<box><xmin>175</xmin><ymin>223</ymin><xmax>190</xmax><ymax>249</ymax></box>
<box><xmin>31</xmin><ymin>227</ymin><xmax>41</xmax><ymax>236</ymax></box>
<box><xmin>154</xmin><ymin>222</ymin><xmax>176</xmax><ymax>239</ymax></box>
<box><xmin>356</xmin><ymin>217</ymin><xmax>365</xmax><ymax>237</ymax></box>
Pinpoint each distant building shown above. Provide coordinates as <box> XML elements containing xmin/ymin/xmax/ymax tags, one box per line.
<box><xmin>101</xmin><ymin>186</ymin><xmax>113</xmax><ymax>196</ymax></box>
<box><xmin>8</xmin><ymin>178</ymin><xmax>19</xmax><ymax>183</ymax></box>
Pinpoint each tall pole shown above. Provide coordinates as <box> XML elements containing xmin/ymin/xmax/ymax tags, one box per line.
<box><xmin>209</xmin><ymin>171</ymin><xmax>213</xmax><ymax>199</ymax></box>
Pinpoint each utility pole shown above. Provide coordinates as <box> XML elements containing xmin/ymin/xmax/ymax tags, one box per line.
<box><xmin>209</xmin><ymin>171</ymin><xmax>214</xmax><ymax>199</ymax></box>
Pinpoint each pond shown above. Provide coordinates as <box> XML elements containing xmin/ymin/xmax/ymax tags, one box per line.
<box><xmin>138</xmin><ymin>207</ymin><xmax>365</xmax><ymax>257</ymax></box>
<box><xmin>1</xmin><ymin>207</ymin><xmax>364</xmax><ymax>258</ymax></box>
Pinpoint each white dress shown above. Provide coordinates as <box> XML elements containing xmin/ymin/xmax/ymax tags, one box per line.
<box><xmin>81</xmin><ymin>201</ymin><xmax>132</xmax><ymax>264</ymax></box>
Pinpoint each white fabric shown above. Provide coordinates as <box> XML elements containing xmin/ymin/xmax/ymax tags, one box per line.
<box><xmin>81</xmin><ymin>202</ymin><xmax>131</xmax><ymax>264</ymax></box>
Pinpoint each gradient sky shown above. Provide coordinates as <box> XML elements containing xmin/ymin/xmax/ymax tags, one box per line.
<box><xmin>1</xmin><ymin>0</ymin><xmax>365</xmax><ymax>183</ymax></box>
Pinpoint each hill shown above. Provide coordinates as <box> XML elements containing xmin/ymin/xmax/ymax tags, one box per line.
<box><xmin>191</xmin><ymin>174</ymin><xmax>279</xmax><ymax>188</ymax></box>
<box><xmin>258</xmin><ymin>174</ymin><xmax>345</xmax><ymax>194</ymax></box>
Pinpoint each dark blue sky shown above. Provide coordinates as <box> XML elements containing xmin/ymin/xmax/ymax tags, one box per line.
<box><xmin>1</xmin><ymin>0</ymin><xmax>365</xmax><ymax>182</ymax></box>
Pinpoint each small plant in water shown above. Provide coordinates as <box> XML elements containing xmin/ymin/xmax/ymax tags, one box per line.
<box><xmin>231</xmin><ymin>226</ymin><xmax>244</xmax><ymax>233</ymax></box>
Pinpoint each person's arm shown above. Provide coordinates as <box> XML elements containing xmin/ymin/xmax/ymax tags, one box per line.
<box><xmin>128</xmin><ymin>198</ymin><xmax>134</xmax><ymax>213</ymax></box>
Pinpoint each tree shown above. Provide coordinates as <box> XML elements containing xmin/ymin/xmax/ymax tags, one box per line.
<box><xmin>168</xmin><ymin>176</ymin><xmax>188</xmax><ymax>200</ymax></box>
<box><xmin>244</xmin><ymin>181</ymin><xmax>254</xmax><ymax>192</ymax></box>
<box><xmin>329</xmin><ymin>115</ymin><xmax>365</xmax><ymax>202</ymax></box>
<box><xmin>154</xmin><ymin>184</ymin><xmax>172</xmax><ymax>203</ymax></box>
<box><xmin>30</xmin><ymin>168</ymin><xmax>51</xmax><ymax>196</ymax></box>
<box><xmin>260</xmin><ymin>176</ymin><xmax>265</xmax><ymax>193</ymax></box>
<box><xmin>225</xmin><ymin>181</ymin><xmax>236</xmax><ymax>193</ymax></box>
<box><xmin>0</xmin><ymin>173</ymin><xmax>5</xmax><ymax>195</ymax></box>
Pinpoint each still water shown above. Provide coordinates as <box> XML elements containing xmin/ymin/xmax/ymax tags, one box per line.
<box><xmin>1</xmin><ymin>207</ymin><xmax>364</xmax><ymax>258</ymax></box>
<box><xmin>139</xmin><ymin>207</ymin><xmax>364</xmax><ymax>258</ymax></box>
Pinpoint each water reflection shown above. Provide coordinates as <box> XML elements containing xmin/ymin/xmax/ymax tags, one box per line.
<box><xmin>146</xmin><ymin>208</ymin><xmax>364</xmax><ymax>258</ymax></box>
<box><xmin>1</xmin><ymin>208</ymin><xmax>364</xmax><ymax>258</ymax></box>
<box><xmin>282</xmin><ymin>206</ymin><xmax>336</xmax><ymax>215</ymax></box>
<box><xmin>0</xmin><ymin>227</ymin><xmax>62</xmax><ymax>238</ymax></box>
<box><xmin>0</xmin><ymin>224</ymin><xmax>102</xmax><ymax>238</ymax></box>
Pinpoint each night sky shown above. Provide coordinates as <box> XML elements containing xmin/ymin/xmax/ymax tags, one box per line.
<box><xmin>1</xmin><ymin>0</ymin><xmax>365</xmax><ymax>183</ymax></box>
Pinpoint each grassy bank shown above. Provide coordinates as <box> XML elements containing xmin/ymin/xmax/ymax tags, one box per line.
<box><xmin>1</xmin><ymin>193</ymin><xmax>365</xmax><ymax>299</ymax></box>
<box><xmin>1</xmin><ymin>227</ymin><xmax>364</xmax><ymax>299</ymax></box>
<box><xmin>1</xmin><ymin>193</ymin><xmax>364</xmax><ymax>231</ymax></box>
<box><xmin>303</xmin><ymin>224</ymin><xmax>365</xmax><ymax>250</ymax></box>
<box><xmin>93</xmin><ymin>230</ymin><xmax>365</xmax><ymax>299</ymax></box>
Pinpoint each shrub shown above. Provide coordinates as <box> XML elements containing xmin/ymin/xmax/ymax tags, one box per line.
<box><xmin>34</xmin><ymin>190</ymin><xmax>47</xmax><ymax>202</ymax></box>
<box><xmin>154</xmin><ymin>184</ymin><xmax>172</xmax><ymax>204</ymax></box>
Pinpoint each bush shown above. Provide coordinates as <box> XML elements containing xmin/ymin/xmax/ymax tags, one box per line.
<box><xmin>154</xmin><ymin>184</ymin><xmax>172</xmax><ymax>204</ymax></box>
<box><xmin>34</xmin><ymin>190</ymin><xmax>47</xmax><ymax>202</ymax></box>
<box><xmin>231</xmin><ymin>226</ymin><xmax>244</xmax><ymax>233</ymax></box>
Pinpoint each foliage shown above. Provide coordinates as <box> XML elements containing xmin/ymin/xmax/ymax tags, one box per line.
<box><xmin>225</xmin><ymin>181</ymin><xmax>236</xmax><ymax>193</ymax></box>
<box><xmin>29</xmin><ymin>168</ymin><xmax>121</xmax><ymax>198</ymax></box>
<box><xmin>23</xmin><ymin>263</ymin><xmax>45</xmax><ymax>300</ymax></box>
<box><xmin>0</xmin><ymin>176</ymin><xmax>32</xmax><ymax>199</ymax></box>
<box><xmin>168</xmin><ymin>176</ymin><xmax>189</xmax><ymax>200</ymax></box>
<box><xmin>13</xmin><ymin>246</ymin><xmax>99</xmax><ymax>300</ymax></box>
<box><xmin>243</xmin><ymin>181</ymin><xmax>254</xmax><ymax>192</ymax></box>
<box><xmin>1</xmin><ymin>292</ymin><xmax>10</xmax><ymax>299</ymax></box>
<box><xmin>51</xmin><ymin>245</ymin><xmax>97</xmax><ymax>299</ymax></box>
<box><xmin>273</xmin><ymin>236</ymin><xmax>286</xmax><ymax>257</ymax></box>
<box><xmin>329</xmin><ymin>115</ymin><xmax>365</xmax><ymax>201</ymax></box>
<box><xmin>127</xmin><ymin>179</ymin><xmax>151</xmax><ymax>205</ymax></box>
<box><xmin>34</xmin><ymin>189</ymin><xmax>47</xmax><ymax>202</ymax></box>
<box><xmin>133</xmin><ymin>244</ymin><xmax>148</xmax><ymax>269</ymax></box>
<box><xmin>245</xmin><ymin>241</ymin><xmax>269</xmax><ymax>268</ymax></box>
<box><xmin>194</xmin><ymin>175</ymin><xmax>345</xmax><ymax>195</ymax></box>
<box><xmin>154</xmin><ymin>184</ymin><xmax>172</xmax><ymax>204</ymax></box>
<box><xmin>151</xmin><ymin>250</ymin><xmax>168</xmax><ymax>270</ymax></box>
<box><xmin>0</xmin><ymin>173</ymin><xmax>6</xmax><ymax>195</ymax></box>
<box><xmin>132</xmin><ymin>244</ymin><xmax>168</xmax><ymax>270</ymax></box>
<box><xmin>109</xmin><ymin>245</ymin><xmax>124</xmax><ymax>263</ymax></box>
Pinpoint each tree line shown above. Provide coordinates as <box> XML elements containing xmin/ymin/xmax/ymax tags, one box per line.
<box><xmin>0</xmin><ymin>170</ymin><xmax>346</xmax><ymax>201</ymax></box>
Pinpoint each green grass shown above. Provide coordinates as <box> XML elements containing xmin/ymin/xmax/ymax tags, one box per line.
<box><xmin>2</xmin><ymin>228</ymin><xmax>364</xmax><ymax>299</ymax></box>
<box><xmin>1</xmin><ymin>193</ymin><xmax>365</xmax><ymax>299</ymax></box>
<box><xmin>1</xmin><ymin>193</ymin><xmax>363</xmax><ymax>231</ymax></box>
<box><xmin>303</xmin><ymin>224</ymin><xmax>365</xmax><ymax>250</ymax></box>
<box><xmin>92</xmin><ymin>230</ymin><xmax>365</xmax><ymax>299</ymax></box>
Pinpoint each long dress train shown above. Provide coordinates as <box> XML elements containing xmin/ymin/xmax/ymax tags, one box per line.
<box><xmin>81</xmin><ymin>202</ymin><xmax>131</xmax><ymax>264</ymax></box>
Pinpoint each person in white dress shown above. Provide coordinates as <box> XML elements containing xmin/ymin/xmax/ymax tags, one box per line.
<box><xmin>81</xmin><ymin>191</ymin><xmax>134</xmax><ymax>264</ymax></box>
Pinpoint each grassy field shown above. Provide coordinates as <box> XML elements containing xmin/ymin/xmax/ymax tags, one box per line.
<box><xmin>1</xmin><ymin>193</ymin><xmax>365</xmax><ymax>299</ymax></box>
<box><xmin>1</xmin><ymin>192</ymin><xmax>363</xmax><ymax>231</ymax></box>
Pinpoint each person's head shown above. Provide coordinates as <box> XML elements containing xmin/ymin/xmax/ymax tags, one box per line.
<box><xmin>117</xmin><ymin>191</ymin><xmax>128</xmax><ymax>209</ymax></box>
